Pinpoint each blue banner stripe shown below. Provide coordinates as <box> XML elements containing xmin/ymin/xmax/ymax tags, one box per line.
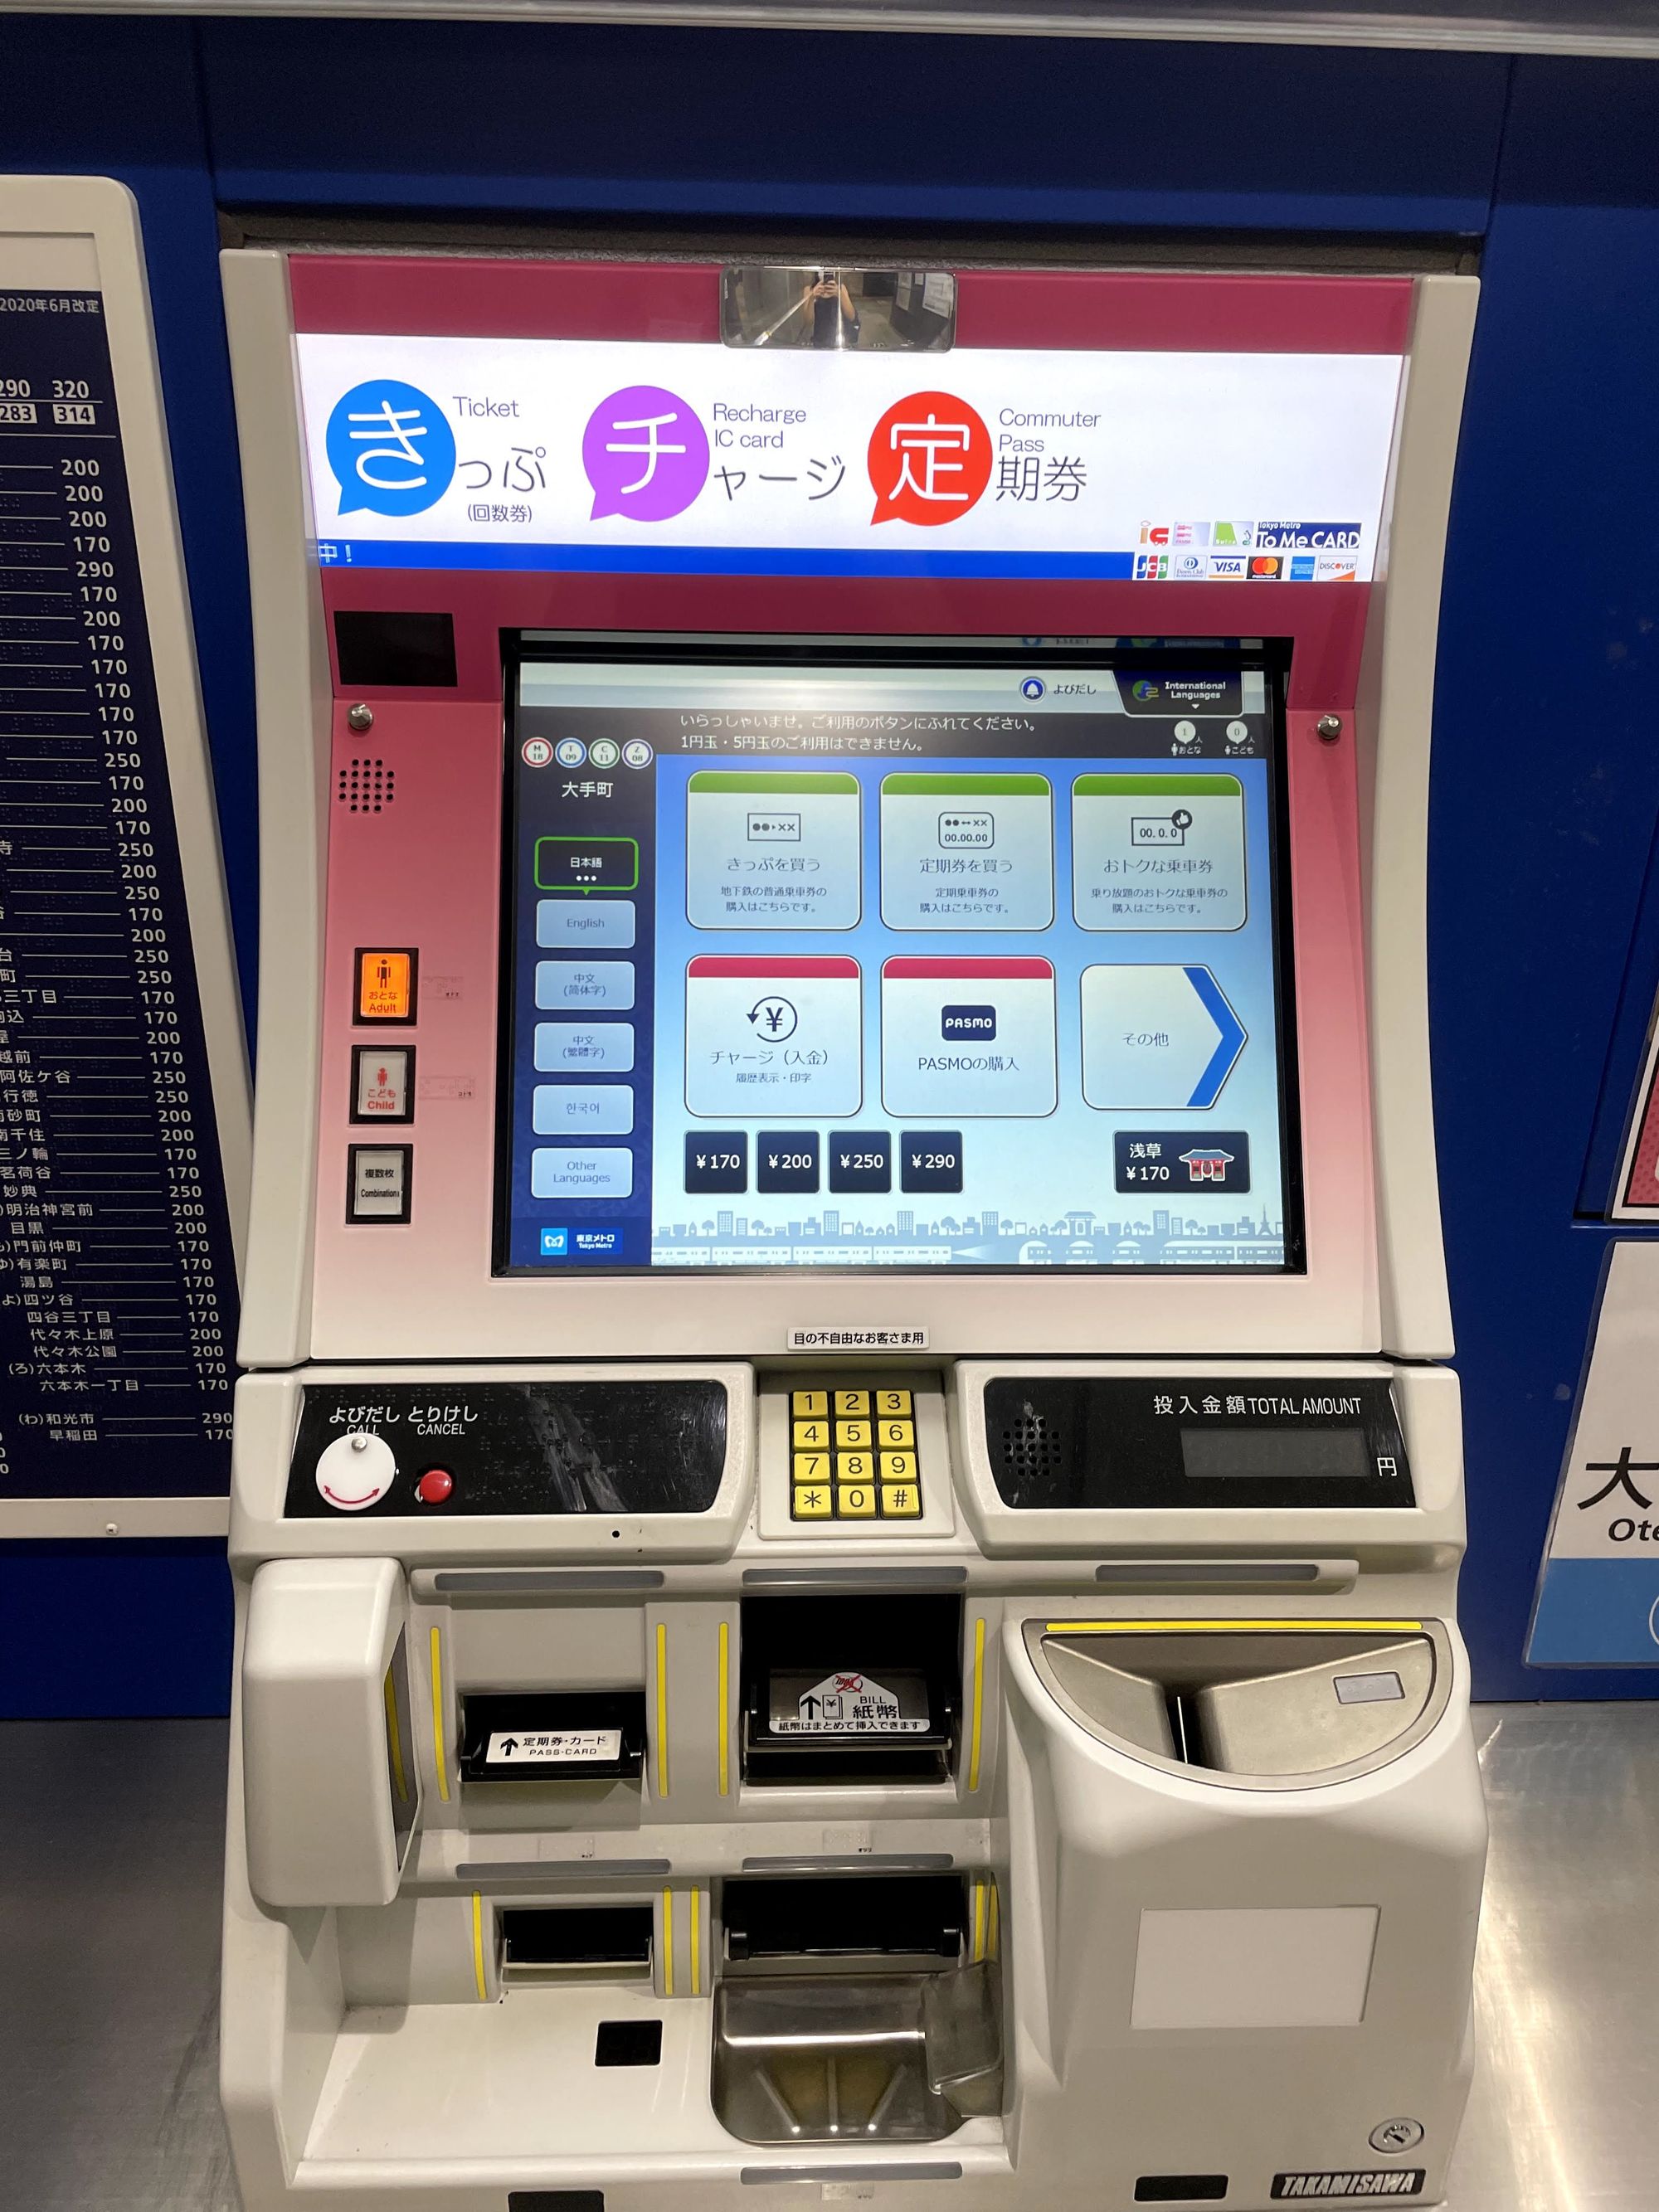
<box><xmin>314</xmin><ymin>540</ymin><xmax>1141</xmax><ymax>580</ymax></box>
<box><xmin>1528</xmin><ymin>1558</ymin><xmax>1659</xmax><ymax>1667</ymax></box>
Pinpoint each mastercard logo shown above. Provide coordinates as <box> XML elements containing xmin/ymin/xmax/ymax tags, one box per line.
<box><xmin>1249</xmin><ymin>556</ymin><xmax>1283</xmax><ymax>579</ymax></box>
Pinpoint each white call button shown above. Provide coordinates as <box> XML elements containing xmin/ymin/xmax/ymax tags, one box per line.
<box><xmin>316</xmin><ymin>1430</ymin><xmax>396</xmax><ymax>1513</ymax></box>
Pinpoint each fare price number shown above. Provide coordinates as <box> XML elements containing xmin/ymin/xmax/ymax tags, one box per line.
<box><xmin>66</xmin><ymin>452</ymin><xmax>231</xmax><ymax>1418</ymax></box>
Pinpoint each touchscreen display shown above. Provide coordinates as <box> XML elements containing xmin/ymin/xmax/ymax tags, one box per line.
<box><xmin>497</xmin><ymin>656</ymin><xmax>1298</xmax><ymax>1274</ymax></box>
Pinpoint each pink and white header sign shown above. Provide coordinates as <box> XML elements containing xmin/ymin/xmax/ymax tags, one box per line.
<box><xmin>296</xmin><ymin>333</ymin><xmax>1404</xmax><ymax>582</ymax></box>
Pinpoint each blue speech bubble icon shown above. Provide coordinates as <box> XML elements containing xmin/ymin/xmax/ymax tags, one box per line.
<box><xmin>325</xmin><ymin>380</ymin><xmax>456</xmax><ymax>518</ymax></box>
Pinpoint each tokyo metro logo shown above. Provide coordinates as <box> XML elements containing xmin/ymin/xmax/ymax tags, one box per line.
<box><xmin>325</xmin><ymin>380</ymin><xmax>456</xmax><ymax>517</ymax></box>
<box><xmin>867</xmin><ymin>391</ymin><xmax>991</xmax><ymax>526</ymax></box>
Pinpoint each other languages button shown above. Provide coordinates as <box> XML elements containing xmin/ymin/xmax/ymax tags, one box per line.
<box><xmin>530</xmin><ymin>1146</ymin><xmax>634</xmax><ymax>1199</ymax></box>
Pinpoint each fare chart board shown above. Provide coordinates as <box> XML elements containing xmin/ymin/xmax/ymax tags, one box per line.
<box><xmin>0</xmin><ymin>284</ymin><xmax>239</xmax><ymax>1499</ymax></box>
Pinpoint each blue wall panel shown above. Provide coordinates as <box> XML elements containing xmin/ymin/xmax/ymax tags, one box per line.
<box><xmin>2</xmin><ymin>19</ymin><xmax>1658</xmax><ymax>1709</ymax></box>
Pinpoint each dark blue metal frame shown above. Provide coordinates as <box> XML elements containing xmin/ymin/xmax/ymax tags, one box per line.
<box><xmin>3</xmin><ymin>16</ymin><xmax>1655</xmax><ymax>1709</ymax></box>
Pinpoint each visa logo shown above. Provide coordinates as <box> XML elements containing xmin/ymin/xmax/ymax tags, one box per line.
<box><xmin>1254</xmin><ymin>521</ymin><xmax>1362</xmax><ymax>552</ymax></box>
<box><xmin>1208</xmin><ymin>553</ymin><xmax>1248</xmax><ymax>579</ymax></box>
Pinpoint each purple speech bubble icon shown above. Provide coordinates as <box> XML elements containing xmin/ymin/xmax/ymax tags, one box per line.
<box><xmin>582</xmin><ymin>385</ymin><xmax>710</xmax><ymax>522</ymax></box>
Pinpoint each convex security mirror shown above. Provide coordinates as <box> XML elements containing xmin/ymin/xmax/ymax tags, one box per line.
<box><xmin>722</xmin><ymin>263</ymin><xmax>956</xmax><ymax>349</ymax></box>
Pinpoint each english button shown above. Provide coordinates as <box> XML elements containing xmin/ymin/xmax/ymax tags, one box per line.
<box><xmin>416</xmin><ymin>1468</ymin><xmax>455</xmax><ymax>1505</ymax></box>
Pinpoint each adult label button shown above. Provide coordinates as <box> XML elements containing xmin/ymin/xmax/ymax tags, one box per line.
<box><xmin>356</xmin><ymin>949</ymin><xmax>416</xmax><ymax>1023</ymax></box>
<box><xmin>348</xmin><ymin>1145</ymin><xmax>411</xmax><ymax>1223</ymax></box>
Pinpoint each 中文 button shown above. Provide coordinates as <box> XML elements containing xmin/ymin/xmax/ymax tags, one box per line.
<box><xmin>415</xmin><ymin>1468</ymin><xmax>454</xmax><ymax>1505</ymax></box>
<box><xmin>355</xmin><ymin>948</ymin><xmax>416</xmax><ymax>1023</ymax></box>
<box><xmin>352</xmin><ymin>1044</ymin><xmax>412</xmax><ymax>1122</ymax></box>
<box><xmin>880</xmin><ymin>1483</ymin><xmax>922</xmax><ymax>1519</ymax></box>
<box><xmin>837</xmin><ymin>1484</ymin><xmax>876</xmax><ymax>1518</ymax></box>
<box><xmin>348</xmin><ymin>1144</ymin><xmax>411</xmax><ymax>1223</ymax></box>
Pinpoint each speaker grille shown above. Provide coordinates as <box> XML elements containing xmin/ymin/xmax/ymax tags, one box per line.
<box><xmin>998</xmin><ymin>1408</ymin><xmax>1064</xmax><ymax>1482</ymax></box>
<box><xmin>336</xmin><ymin>756</ymin><xmax>397</xmax><ymax>813</ymax></box>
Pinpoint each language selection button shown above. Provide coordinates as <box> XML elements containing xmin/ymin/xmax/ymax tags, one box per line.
<box><xmin>530</xmin><ymin>1147</ymin><xmax>634</xmax><ymax>1198</ymax></box>
<box><xmin>533</xmin><ymin>1085</ymin><xmax>634</xmax><ymax>1136</ymax></box>
<box><xmin>685</xmin><ymin>770</ymin><xmax>861</xmax><ymax>930</ymax></box>
<box><xmin>1082</xmin><ymin>965</ymin><xmax>1246</xmax><ymax>1110</ymax></box>
<box><xmin>534</xmin><ymin>1022</ymin><xmax>635</xmax><ymax>1073</ymax></box>
<box><xmin>1072</xmin><ymin>773</ymin><xmax>1246</xmax><ymax>931</ymax></box>
<box><xmin>534</xmin><ymin>960</ymin><xmax>635</xmax><ymax>1010</ymax></box>
<box><xmin>537</xmin><ymin>898</ymin><xmax>636</xmax><ymax>948</ymax></box>
<box><xmin>882</xmin><ymin>957</ymin><xmax>1056</xmax><ymax>1118</ymax></box>
<box><xmin>685</xmin><ymin>955</ymin><xmax>862</xmax><ymax>1118</ymax></box>
<box><xmin>879</xmin><ymin>772</ymin><xmax>1053</xmax><ymax>931</ymax></box>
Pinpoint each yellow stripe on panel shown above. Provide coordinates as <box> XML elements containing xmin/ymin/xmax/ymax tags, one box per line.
<box><xmin>988</xmin><ymin>1880</ymin><xmax>1001</xmax><ymax>1961</ymax></box>
<box><xmin>718</xmin><ymin>1620</ymin><xmax>731</xmax><ymax>1798</ymax></box>
<box><xmin>690</xmin><ymin>1886</ymin><xmax>702</xmax><ymax>1996</ymax></box>
<box><xmin>429</xmin><ymin>1626</ymin><xmax>451</xmax><ymax>1803</ymax></box>
<box><xmin>663</xmin><ymin>1886</ymin><xmax>676</xmax><ymax>1998</ymax></box>
<box><xmin>967</xmin><ymin>1616</ymin><xmax>987</xmax><ymax>1793</ymax></box>
<box><xmin>1044</xmin><ymin>1619</ymin><xmax>1423</xmax><ymax>1637</ymax></box>
<box><xmin>655</xmin><ymin>1621</ymin><xmax>671</xmax><ymax>1800</ymax></box>
<box><xmin>383</xmin><ymin>1665</ymin><xmax>409</xmax><ymax>1804</ymax></box>
<box><xmin>471</xmin><ymin>1892</ymin><xmax>488</xmax><ymax>2002</ymax></box>
<box><xmin>972</xmin><ymin>1879</ymin><xmax>987</xmax><ymax>1965</ymax></box>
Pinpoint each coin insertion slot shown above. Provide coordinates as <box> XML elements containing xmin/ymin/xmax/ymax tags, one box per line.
<box><xmin>739</xmin><ymin>1596</ymin><xmax>961</xmax><ymax>1787</ymax></box>
<box><xmin>497</xmin><ymin>1905</ymin><xmax>654</xmax><ymax>1986</ymax></box>
<box><xmin>459</xmin><ymin>1690</ymin><xmax>646</xmax><ymax>1784</ymax></box>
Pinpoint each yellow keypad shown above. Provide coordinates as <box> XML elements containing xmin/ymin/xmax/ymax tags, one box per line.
<box><xmin>788</xmin><ymin>1378</ymin><xmax>927</xmax><ymax>1521</ymax></box>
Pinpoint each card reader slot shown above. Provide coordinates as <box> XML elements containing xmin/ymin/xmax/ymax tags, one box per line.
<box><xmin>459</xmin><ymin>1690</ymin><xmax>646</xmax><ymax>1784</ymax></box>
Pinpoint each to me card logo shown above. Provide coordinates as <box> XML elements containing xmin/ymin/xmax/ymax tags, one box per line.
<box><xmin>868</xmin><ymin>391</ymin><xmax>991</xmax><ymax>525</ymax></box>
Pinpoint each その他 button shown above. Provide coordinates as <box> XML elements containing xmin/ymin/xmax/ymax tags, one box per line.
<box><xmin>415</xmin><ymin>1468</ymin><xmax>455</xmax><ymax>1505</ymax></box>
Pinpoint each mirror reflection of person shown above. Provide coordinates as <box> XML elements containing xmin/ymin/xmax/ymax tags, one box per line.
<box><xmin>802</xmin><ymin>270</ymin><xmax>859</xmax><ymax>348</ymax></box>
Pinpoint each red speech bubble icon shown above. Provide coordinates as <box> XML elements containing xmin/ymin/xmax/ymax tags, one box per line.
<box><xmin>868</xmin><ymin>391</ymin><xmax>991</xmax><ymax>527</ymax></box>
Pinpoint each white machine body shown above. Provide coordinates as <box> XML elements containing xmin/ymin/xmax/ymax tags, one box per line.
<box><xmin>218</xmin><ymin>246</ymin><xmax>1486</xmax><ymax>2212</ymax></box>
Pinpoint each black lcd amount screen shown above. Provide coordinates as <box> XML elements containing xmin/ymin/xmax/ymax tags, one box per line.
<box><xmin>1180</xmin><ymin>1427</ymin><xmax>1371</xmax><ymax>1480</ymax></box>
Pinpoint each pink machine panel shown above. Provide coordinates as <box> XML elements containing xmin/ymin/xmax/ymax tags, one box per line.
<box><xmin>300</xmin><ymin>259</ymin><xmax>1398</xmax><ymax>1358</ymax></box>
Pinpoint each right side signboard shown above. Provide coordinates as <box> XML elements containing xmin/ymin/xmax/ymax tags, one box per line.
<box><xmin>1528</xmin><ymin>1239</ymin><xmax>1659</xmax><ymax>1666</ymax></box>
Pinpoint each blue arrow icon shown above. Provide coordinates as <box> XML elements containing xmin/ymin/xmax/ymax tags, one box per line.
<box><xmin>1183</xmin><ymin>966</ymin><xmax>1247</xmax><ymax>1107</ymax></box>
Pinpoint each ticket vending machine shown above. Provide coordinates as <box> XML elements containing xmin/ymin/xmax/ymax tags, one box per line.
<box><xmin>218</xmin><ymin>250</ymin><xmax>1486</xmax><ymax>2212</ymax></box>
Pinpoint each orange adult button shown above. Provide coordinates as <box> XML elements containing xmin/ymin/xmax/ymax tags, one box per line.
<box><xmin>356</xmin><ymin>948</ymin><xmax>416</xmax><ymax>1023</ymax></box>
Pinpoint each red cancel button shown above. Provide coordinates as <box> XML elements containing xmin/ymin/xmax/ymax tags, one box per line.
<box><xmin>415</xmin><ymin>1468</ymin><xmax>455</xmax><ymax>1505</ymax></box>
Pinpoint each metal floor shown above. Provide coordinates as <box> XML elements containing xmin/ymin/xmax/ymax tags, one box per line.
<box><xmin>2</xmin><ymin>1703</ymin><xmax>1653</xmax><ymax>2210</ymax></box>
